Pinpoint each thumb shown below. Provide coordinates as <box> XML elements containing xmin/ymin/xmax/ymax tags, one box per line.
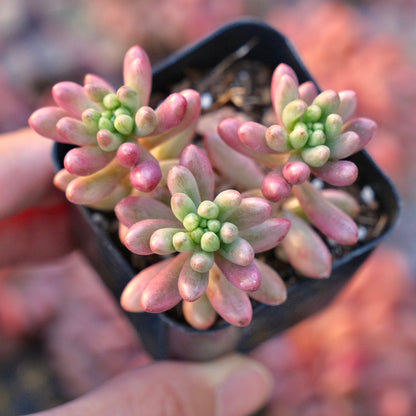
<box><xmin>0</xmin><ymin>128</ymin><xmax>57</xmax><ymax>220</ymax></box>
<box><xmin>32</xmin><ymin>354</ymin><xmax>273</xmax><ymax>416</ymax></box>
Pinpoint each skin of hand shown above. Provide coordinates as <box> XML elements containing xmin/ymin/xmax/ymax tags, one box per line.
<box><xmin>0</xmin><ymin>128</ymin><xmax>74</xmax><ymax>266</ymax></box>
<box><xmin>32</xmin><ymin>354</ymin><xmax>273</xmax><ymax>416</ymax></box>
<box><xmin>0</xmin><ymin>128</ymin><xmax>274</xmax><ymax>416</ymax></box>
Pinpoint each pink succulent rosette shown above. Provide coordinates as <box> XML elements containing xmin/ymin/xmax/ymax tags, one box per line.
<box><xmin>117</xmin><ymin>145</ymin><xmax>290</xmax><ymax>329</ymax></box>
<box><xmin>218</xmin><ymin>63</ymin><xmax>377</xmax><ymax>202</ymax></box>
<box><xmin>29</xmin><ymin>46</ymin><xmax>200</xmax><ymax>209</ymax></box>
<box><xmin>203</xmin><ymin>129</ymin><xmax>361</xmax><ymax>280</ymax></box>
<box><xmin>212</xmin><ymin>62</ymin><xmax>378</xmax><ymax>278</ymax></box>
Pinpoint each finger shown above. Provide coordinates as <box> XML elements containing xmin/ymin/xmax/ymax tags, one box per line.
<box><xmin>0</xmin><ymin>128</ymin><xmax>59</xmax><ymax>220</ymax></box>
<box><xmin>32</xmin><ymin>354</ymin><xmax>273</xmax><ymax>416</ymax></box>
<box><xmin>0</xmin><ymin>202</ymin><xmax>74</xmax><ymax>266</ymax></box>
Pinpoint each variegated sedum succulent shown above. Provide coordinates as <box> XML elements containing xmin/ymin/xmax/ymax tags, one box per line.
<box><xmin>29</xmin><ymin>44</ymin><xmax>377</xmax><ymax>329</ymax></box>
<box><xmin>117</xmin><ymin>145</ymin><xmax>289</xmax><ymax>328</ymax></box>
<box><xmin>29</xmin><ymin>46</ymin><xmax>200</xmax><ymax>210</ymax></box>
<box><xmin>218</xmin><ymin>63</ymin><xmax>377</xmax><ymax>201</ymax></box>
<box><xmin>215</xmin><ymin>63</ymin><xmax>376</xmax><ymax>280</ymax></box>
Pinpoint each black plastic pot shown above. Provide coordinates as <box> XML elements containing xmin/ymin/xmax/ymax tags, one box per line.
<box><xmin>53</xmin><ymin>20</ymin><xmax>400</xmax><ymax>361</ymax></box>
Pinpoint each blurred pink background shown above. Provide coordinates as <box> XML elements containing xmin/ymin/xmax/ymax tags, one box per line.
<box><xmin>0</xmin><ymin>1</ymin><xmax>415</xmax><ymax>414</ymax></box>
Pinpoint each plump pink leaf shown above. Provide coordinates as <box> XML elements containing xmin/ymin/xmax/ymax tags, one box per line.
<box><xmin>97</xmin><ymin>127</ymin><xmax>127</xmax><ymax>153</ymax></box>
<box><xmin>121</xmin><ymin>258</ymin><xmax>172</xmax><ymax>312</ymax></box>
<box><xmin>283</xmin><ymin>160</ymin><xmax>311</xmax><ymax>185</ymax></box>
<box><xmin>213</xmin><ymin>190</ymin><xmax>242</xmax><ymax>221</ymax></box>
<box><xmin>311</xmin><ymin>160</ymin><xmax>358</xmax><ymax>186</ymax></box>
<box><xmin>271</xmin><ymin>65</ymin><xmax>299</xmax><ymax>123</ymax></box>
<box><xmin>206</xmin><ymin>265</ymin><xmax>252</xmax><ymax>327</ymax></box>
<box><xmin>218</xmin><ymin>118</ymin><xmax>282</xmax><ymax>167</ymax></box>
<box><xmin>225</xmin><ymin>197</ymin><xmax>272</xmax><ymax>230</ymax></box>
<box><xmin>182</xmin><ymin>295</ymin><xmax>217</xmax><ymax>330</ymax></box>
<box><xmin>123</xmin><ymin>45</ymin><xmax>152</xmax><ymax>107</ymax></box>
<box><xmin>298</xmin><ymin>81</ymin><xmax>318</xmax><ymax>104</ymax></box>
<box><xmin>239</xmin><ymin>217</ymin><xmax>291</xmax><ymax>253</ymax></box>
<box><xmin>321</xmin><ymin>189</ymin><xmax>360</xmax><ymax>218</ymax></box>
<box><xmin>272</xmin><ymin>63</ymin><xmax>298</xmax><ymax>85</ymax></box>
<box><xmin>179</xmin><ymin>144</ymin><xmax>215</xmax><ymax>201</ymax></box>
<box><xmin>141</xmin><ymin>89</ymin><xmax>201</xmax><ymax>151</ymax></box>
<box><xmin>115</xmin><ymin>195</ymin><xmax>177</xmax><ymax>227</ymax></box>
<box><xmin>178</xmin><ymin>89</ymin><xmax>201</xmax><ymax>123</ymax></box>
<box><xmin>64</xmin><ymin>145</ymin><xmax>114</xmax><ymax>176</ymax></box>
<box><xmin>87</xmin><ymin>182</ymin><xmax>132</xmax><ymax>211</ymax></box>
<box><xmin>342</xmin><ymin>117</ymin><xmax>377</xmax><ymax>151</ymax></box>
<box><xmin>203</xmin><ymin>133</ymin><xmax>264</xmax><ymax>191</ymax></box>
<box><xmin>65</xmin><ymin>160</ymin><xmax>128</xmax><ymax>205</ymax></box>
<box><xmin>219</xmin><ymin>237</ymin><xmax>254</xmax><ymax>267</ymax></box>
<box><xmin>293</xmin><ymin>181</ymin><xmax>358</xmax><ymax>245</ymax></box>
<box><xmin>84</xmin><ymin>73</ymin><xmax>115</xmax><ymax>92</ymax></box>
<box><xmin>328</xmin><ymin>131</ymin><xmax>360</xmax><ymax>159</ymax></box>
<box><xmin>149</xmin><ymin>123</ymin><xmax>195</xmax><ymax>160</ymax></box>
<box><xmin>124</xmin><ymin>218</ymin><xmax>179</xmax><ymax>255</ymax></box>
<box><xmin>281</xmin><ymin>99</ymin><xmax>308</xmax><ymax>131</ymax></box>
<box><xmin>29</xmin><ymin>107</ymin><xmax>68</xmax><ymax>141</ymax></box>
<box><xmin>167</xmin><ymin>165</ymin><xmax>201</xmax><ymax>206</ymax></box>
<box><xmin>215</xmin><ymin>254</ymin><xmax>261</xmax><ymax>292</ymax></box>
<box><xmin>178</xmin><ymin>259</ymin><xmax>209</xmax><ymax>301</ymax></box>
<box><xmin>53</xmin><ymin>169</ymin><xmax>76</xmax><ymax>191</ymax></box>
<box><xmin>140</xmin><ymin>252</ymin><xmax>189</xmax><ymax>313</ymax></box>
<box><xmin>130</xmin><ymin>159</ymin><xmax>162</xmax><ymax>192</ymax></box>
<box><xmin>56</xmin><ymin>117</ymin><xmax>97</xmax><ymax>145</ymax></box>
<box><xmin>265</xmin><ymin>124</ymin><xmax>290</xmax><ymax>153</ymax></box>
<box><xmin>238</xmin><ymin>121</ymin><xmax>273</xmax><ymax>154</ymax></box>
<box><xmin>249</xmin><ymin>259</ymin><xmax>287</xmax><ymax>305</ymax></box>
<box><xmin>116</xmin><ymin>142</ymin><xmax>142</xmax><ymax>168</ymax></box>
<box><xmin>217</xmin><ymin>118</ymin><xmax>253</xmax><ymax>157</ymax></box>
<box><xmin>151</xmin><ymin>93</ymin><xmax>187</xmax><ymax>134</ymax></box>
<box><xmin>312</xmin><ymin>89</ymin><xmax>340</xmax><ymax>118</ymax></box>
<box><xmin>337</xmin><ymin>90</ymin><xmax>357</xmax><ymax>121</ymax></box>
<box><xmin>261</xmin><ymin>170</ymin><xmax>292</xmax><ymax>203</ymax></box>
<box><xmin>52</xmin><ymin>81</ymin><xmax>99</xmax><ymax>119</ymax></box>
<box><xmin>135</xmin><ymin>106</ymin><xmax>158</xmax><ymax>136</ymax></box>
<box><xmin>84</xmin><ymin>73</ymin><xmax>115</xmax><ymax>102</ymax></box>
<box><xmin>280</xmin><ymin>211</ymin><xmax>331</xmax><ymax>278</ymax></box>
<box><xmin>190</xmin><ymin>250</ymin><xmax>214</xmax><ymax>273</ymax></box>
<box><xmin>150</xmin><ymin>227</ymin><xmax>183</xmax><ymax>255</ymax></box>
<box><xmin>283</xmin><ymin>188</ymin><xmax>360</xmax><ymax>220</ymax></box>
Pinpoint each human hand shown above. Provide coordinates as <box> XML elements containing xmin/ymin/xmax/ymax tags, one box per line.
<box><xmin>0</xmin><ymin>128</ymin><xmax>74</xmax><ymax>266</ymax></box>
<box><xmin>0</xmin><ymin>128</ymin><xmax>75</xmax><ymax>337</ymax></box>
<box><xmin>31</xmin><ymin>354</ymin><xmax>273</xmax><ymax>416</ymax></box>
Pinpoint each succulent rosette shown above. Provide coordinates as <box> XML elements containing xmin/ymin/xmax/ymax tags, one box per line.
<box><xmin>117</xmin><ymin>144</ymin><xmax>290</xmax><ymax>328</ymax></box>
<box><xmin>29</xmin><ymin>46</ymin><xmax>201</xmax><ymax>209</ymax></box>
<box><xmin>217</xmin><ymin>63</ymin><xmax>377</xmax><ymax>203</ymax></box>
<box><xmin>204</xmin><ymin>126</ymin><xmax>361</xmax><ymax>279</ymax></box>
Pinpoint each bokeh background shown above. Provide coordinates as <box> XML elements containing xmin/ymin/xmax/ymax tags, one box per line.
<box><xmin>0</xmin><ymin>0</ymin><xmax>415</xmax><ymax>414</ymax></box>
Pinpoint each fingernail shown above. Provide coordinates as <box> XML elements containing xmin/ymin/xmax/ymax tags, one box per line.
<box><xmin>201</xmin><ymin>354</ymin><xmax>274</xmax><ymax>416</ymax></box>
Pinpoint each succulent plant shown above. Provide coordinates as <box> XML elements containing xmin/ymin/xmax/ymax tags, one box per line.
<box><xmin>218</xmin><ymin>63</ymin><xmax>377</xmax><ymax>202</ymax></box>
<box><xmin>29</xmin><ymin>45</ymin><xmax>200</xmax><ymax>209</ymax></box>
<box><xmin>210</xmin><ymin>62</ymin><xmax>377</xmax><ymax>281</ymax></box>
<box><xmin>29</xmin><ymin>42</ymin><xmax>377</xmax><ymax>329</ymax></box>
<box><xmin>203</xmin><ymin>125</ymin><xmax>364</xmax><ymax>280</ymax></box>
<box><xmin>117</xmin><ymin>144</ymin><xmax>290</xmax><ymax>328</ymax></box>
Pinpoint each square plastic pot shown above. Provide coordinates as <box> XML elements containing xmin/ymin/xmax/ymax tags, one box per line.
<box><xmin>53</xmin><ymin>20</ymin><xmax>400</xmax><ymax>361</ymax></box>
